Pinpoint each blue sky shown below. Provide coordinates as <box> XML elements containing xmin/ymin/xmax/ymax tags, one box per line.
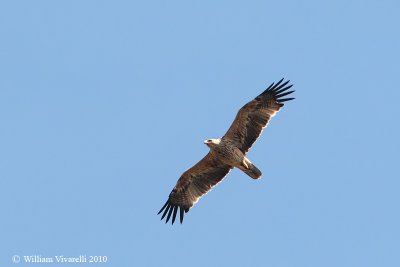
<box><xmin>1</xmin><ymin>0</ymin><xmax>399</xmax><ymax>266</ymax></box>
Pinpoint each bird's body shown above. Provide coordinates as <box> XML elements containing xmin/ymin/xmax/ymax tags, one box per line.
<box><xmin>206</xmin><ymin>138</ymin><xmax>261</xmax><ymax>179</ymax></box>
<box><xmin>206</xmin><ymin>139</ymin><xmax>245</xmax><ymax>169</ymax></box>
<box><xmin>158</xmin><ymin>78</ymin><xmax>295</xmax><ymax>224</ymax></box>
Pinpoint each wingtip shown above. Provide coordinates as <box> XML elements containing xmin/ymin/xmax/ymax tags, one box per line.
<box><xmin>158</xmin><ymin>202</ymin><xmax>187</xmax><ymax>225</ymax></box>
<box><xmin>279</xmin><ymin>97</ymin><xmax>295</xmax><ymax>102</ymax></box>
<box><xmin>160</xmin><ymin>204</ymin><xmax>171</xmax><ymax>220</ymax></box>
<box><xmin>179</xmin><ymin>207</ymin><xmax>184</xmax><ymax>224</ymax></box>
<box><xmin>157</xmin><ymin>200</ymin><xmax>169</xmax><ymax>215</ymax></box>
<box><xmin>171</xmin><ymin>206</ymin><xmax>178</xmax><ymax>225</ymax></box>
<box><xmin>265</xmin><ymin>82</ymin><xmax>275</xmax><ymax>91</ymax></box>
<box><xmin>263</xmin><ymin>78</ymin><xmax>292</xmax><ymax>96</ymax></box>
<box><xmin>166</xmin><ymin>204</ymin><xmax>174</xmax><ymax>223</ymax></box>
<box><xmin>276</xmin><ymin>90</ymin><xmax>295</xmax><ymax>98</ymax></box>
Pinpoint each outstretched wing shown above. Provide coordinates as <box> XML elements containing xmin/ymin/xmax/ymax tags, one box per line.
<box><xmin>158</xmin><ymin>153</ymin><xmax>232</xmax><ymax>224</ymax></box>
<box><xmin>222</xmin><ymin>78</ymin><xmax>294</xmax><ymax>153</ymax></box>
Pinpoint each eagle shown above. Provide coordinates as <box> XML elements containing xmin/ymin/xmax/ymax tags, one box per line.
<box><xmin>158</xmin><ymin>78</ymin><xmax>294</xmax><ymax>224</ymax></box>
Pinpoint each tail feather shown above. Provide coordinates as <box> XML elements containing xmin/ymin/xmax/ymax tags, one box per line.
<box><xmin>243</xmin><ymin>163</ymin><xmax>262</xmax><ymax>179</ymax></box>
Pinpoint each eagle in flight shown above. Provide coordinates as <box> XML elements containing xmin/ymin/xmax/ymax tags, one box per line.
<box><xmin>158</xmin><ymin>78</ymin><xmax>294</xmax><ymax>224</ymax></box>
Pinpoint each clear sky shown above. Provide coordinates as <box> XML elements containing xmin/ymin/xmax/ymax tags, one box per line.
<box><xmin>1</xmin><ymin>0</ymin><xmax>399</xmax><ymax>266</ymax></box>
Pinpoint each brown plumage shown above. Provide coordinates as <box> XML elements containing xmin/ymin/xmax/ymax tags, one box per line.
<box><xmin>158</xmin><ymin>78</ymin><xmax>294</xmax><ymax>224</ymax></box>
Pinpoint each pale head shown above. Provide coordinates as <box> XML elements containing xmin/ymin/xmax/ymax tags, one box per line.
<box><xmin>204</xmin><ymin>138</ymin><xmax>221</xmax><ymax>148</ymax></box>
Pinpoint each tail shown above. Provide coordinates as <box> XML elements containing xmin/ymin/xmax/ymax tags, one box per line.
<box><xmin>240</xmin><ymin>163</ymin><xmax>262</xmax><ymax>179</ymax></box>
